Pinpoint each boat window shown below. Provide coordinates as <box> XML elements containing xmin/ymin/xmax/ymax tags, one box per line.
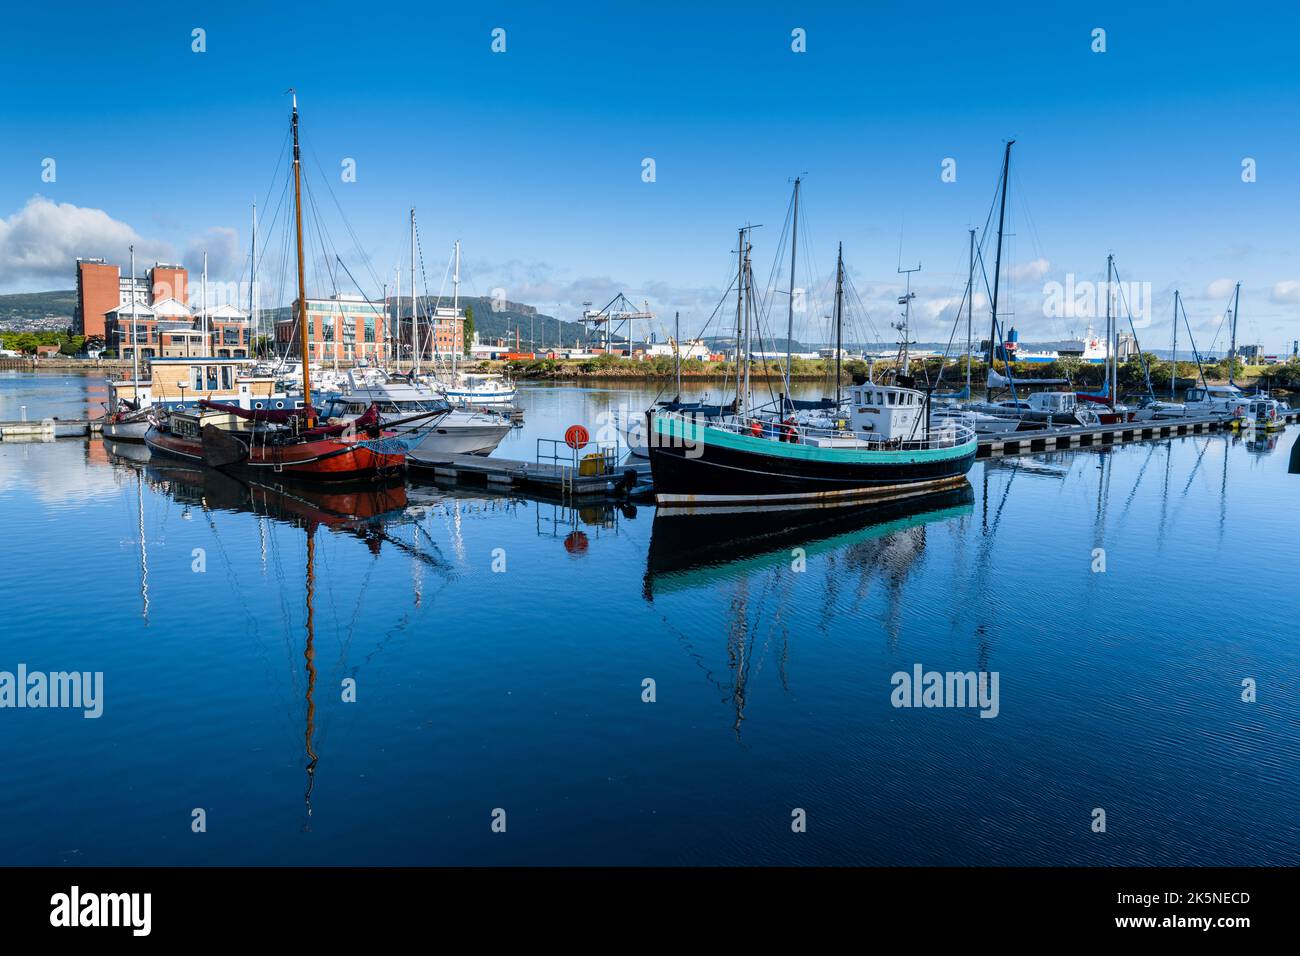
<box><xmin>221</xmin><ymin>366</ymin><xmax>233</xmax><ymax>390</ymax></box>
<box><xmin>192</xmin><ymin>367</ymin><xmax>203</xmax><ymax>391</ymax></box>
<box><xmin>206</xmin><ymin>366</ymin><xmax>219</xmax><ymax>390</ymax></box>
<box><xmin>888</xmin><ymin>393</ymin><xmax>896</xmax><ymax>405</ymax></box>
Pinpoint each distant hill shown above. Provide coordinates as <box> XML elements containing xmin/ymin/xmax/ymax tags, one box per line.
<box><xmin>0</xmin><ymin>290</ymin><xmax>77</xmax><ymax>330</ymax></box>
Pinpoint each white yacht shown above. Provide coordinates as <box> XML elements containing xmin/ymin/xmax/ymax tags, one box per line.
<box><xmin>316</xmin><ymin>368</ymin><xmax>512</xmax><ymax>456</ymax></box>
<box><xmin>432</xmin><ymin>370</ymin><xmax>517</xmax><ymax>407</ymax></box>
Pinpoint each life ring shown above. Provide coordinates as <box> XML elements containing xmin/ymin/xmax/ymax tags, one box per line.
<box><xmin>749</xmin><ymin>420</ymin><xmax>763</xmax><ymax>437</ymax></box>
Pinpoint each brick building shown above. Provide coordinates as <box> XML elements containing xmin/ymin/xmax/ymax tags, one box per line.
<box><xmin>275</xmin><ymin>295</ymin><xmax>388</xmax><ymax>362</ymax></box>
<box><xmin>77</xmin><ymin>257</ymin><xmax>249</xmax><ymax>359</ymax></box>
<box><xmin>393</xmin><ymin>303</ymin><xmax>465</xmax><ymax>360</ymax></box>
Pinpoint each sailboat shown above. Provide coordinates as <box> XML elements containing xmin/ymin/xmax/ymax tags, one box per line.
<box><xmin>145</xmin><ymin>93</ymin><xmax>409</xmax><ymax>481</ymax></box>
<box><xmin>646</xmin><ymin>228</ymin><xmax>976</xmax><ymax>506</ymax></box>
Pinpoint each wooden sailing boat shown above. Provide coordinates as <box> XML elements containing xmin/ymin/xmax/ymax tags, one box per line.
<box><xmin>145</xmin><ymin>93</ymin><xmax>409</xmax><ymax>480</ymax></box>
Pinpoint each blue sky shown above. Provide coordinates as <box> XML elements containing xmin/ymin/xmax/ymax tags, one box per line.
<box><xmin>1</xmin><ymin>1</ymin><xmax>1298</xmax><ymax>352</ymax></box>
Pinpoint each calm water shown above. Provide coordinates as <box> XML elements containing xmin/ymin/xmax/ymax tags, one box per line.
<box><xmin>0</xmin><ymin>370</ymin><xmax>1297</xmax><ymax>866</ymax></box>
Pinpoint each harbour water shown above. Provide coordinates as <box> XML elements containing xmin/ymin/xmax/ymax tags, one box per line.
<box><xmin>0</xmin><ymin>370</ymin><xmax>1297</xmax><ymax>866</ymax></box>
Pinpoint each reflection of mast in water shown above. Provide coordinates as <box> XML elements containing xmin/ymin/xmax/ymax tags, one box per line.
<box><xmin>411</xmin><ymin>523</ymin><xmax>423</xmax><ymax>607</ymax></box>
<box><xmin>258</xmin><ymin>516</ymin><xmax>268</xmax><ymax>574</ymax></box>
<box><xmin>135</xmin><ymin>467</ymin><xmax>149</xmax><ymax>623</ymax></box>
<box><xmin>303</xmin><ymin>525</ymin><xmax>318</xmax><ymax>822</ymax></box>
<box><xmin>726</xmin><ymin>581</ymin><xmax>751</xmax><ymax>736</ymax></box>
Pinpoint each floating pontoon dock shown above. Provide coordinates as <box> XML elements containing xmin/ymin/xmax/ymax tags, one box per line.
<box><xmin>408</xmin><ymin>439</ymin><xmax>650</xmax><ymax>500</ymax></box>
<box><xmin>977</xmin><ymin>411</ymin><xmax>1297</xmax><ymax>459</ymax></box>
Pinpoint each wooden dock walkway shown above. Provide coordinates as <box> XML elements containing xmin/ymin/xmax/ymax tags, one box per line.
<box><xmin>976</xmin><ymin>411</ymin><xmax>1297</xmax><ymax>459</ymax></box>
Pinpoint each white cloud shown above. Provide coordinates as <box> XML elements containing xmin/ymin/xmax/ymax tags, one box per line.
<box><xmin>1011</xmin><ymin>258</ymin><xmax>1050</xmax><ymax>282</ymax></box>
<box><xmin>1206</xmin><ymin>278</ymin><xmax>1236</xmax><ymax>299</ymax></box>
<box><xmin>183</xmin><ymin>227</ymin><xmax>241</xmax><ymax>283</ymax></box>
<box><xmin>0</xmin><ymin>195</ymin><xmax>171</xmax><ymax>286</ymax></box>
<box><xmin>1270</xmin><ymin>280</ymin><xmax>1300</xmax><ymax>304</ymax></box>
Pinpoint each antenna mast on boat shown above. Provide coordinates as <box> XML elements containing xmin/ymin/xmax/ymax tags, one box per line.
<box><xmin>834</xmin><ymin>242</ymin><xmax>844</xmax><ymax>408</ymax></box>
<box><xmin>290</xmin><ymin>90</ymin><xmax>313</xmax><ymax>424</ymax></box>
<box><xmin>986</xmin><ymin>140</ymin><xmax>1013</xmax><ymax>402</ymax></box>
<box><xmin>784</xmin><ymin>176</ymin><xmax>801</xmax><ymax>402</ymax></box>
<box><xmin>896</xmin><ymin>262</ymin><xmax>920</xmax><ymax>376</ymax></box>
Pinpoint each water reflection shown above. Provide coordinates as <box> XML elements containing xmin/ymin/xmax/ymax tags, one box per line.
<box><xmin>105</xmin><ymin>447</ymin><xmax>451</xmax><ymax>822</ymax></box>
<box><xmin>644</xmin><ymin>485</ymin><xmax>975</xmax><ymax>734</ymax></box>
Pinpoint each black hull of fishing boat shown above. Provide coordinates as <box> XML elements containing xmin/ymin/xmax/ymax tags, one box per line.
<box><xmin>648</xmin><ymin>436</ymin><xmax>976</xmax><ymax>505</ymax></box>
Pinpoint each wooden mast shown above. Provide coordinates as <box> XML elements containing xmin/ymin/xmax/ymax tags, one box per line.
<box><xmin>290</xmin><ymin>91</ymin><xmax>313</xmax><ymax>425</ymax></box>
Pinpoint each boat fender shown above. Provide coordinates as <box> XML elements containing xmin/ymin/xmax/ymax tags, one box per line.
<box><xmin>1234</xmin><ymin>406</ymin><xmax>1244</xmax><ymax>418</ymax></box>
<box><xmin>748</xmin><ymin>420</ymin><xmax>763</xmax><ymax>437</ymax></box>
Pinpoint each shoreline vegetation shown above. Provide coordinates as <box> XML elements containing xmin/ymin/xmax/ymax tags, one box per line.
<box><xmin>9</xmin><ymin>353</ymin><xmax>1299</xmax><ymax>391</ymax></box>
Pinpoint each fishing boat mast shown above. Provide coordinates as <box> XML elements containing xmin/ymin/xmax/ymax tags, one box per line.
<box><xmin>966</xmin><ymin>228</ymin><xmax>975</xmax><ymax>396</ymax></box>
<box><xmin>834</xmin><ymin>242</ymin><xmax>844</xmax><ymax>408</ymax></box>
<box><xmin>290</xmin><ymin>91</ymin><xmax>313</xmax><ymax>425</ymax></box>
<box><xmin>741</xmin><ymin>233</ymin><xmax>753</xmax><ymax>416</ymax></box>
<box><xmin>986</xmin><ymin>140</ymin><xmax>1013</xmax><ymax>403</ymax></box>
<box><xmin>734</xmin><ymin>227</ymin><xmax>745</xmax><ymax>417</ymax></box>
<box><xmin>784</xmin><ymin>177</ymin><xmax>801</xmax><ymax>401</ymax></box>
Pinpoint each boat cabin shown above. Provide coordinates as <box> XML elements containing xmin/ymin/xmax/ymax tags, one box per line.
<box><xmin>847</xmin><ymin>384</ymin><xmax>926</xmax><ymax>441</ymax></box>
<box><xmin>1026</xmin><ymin>391</ymin><xmax>1078</xmax><ymax>414</ymax></box>
<box><xmin>108</xmin><ymin>357</ymin><xmax>290</xmax><ymax>415</ymax></box>
<box><xmin>164</xmin><ymin>408</ymin><xmax>256</xmax><ymax>440</ymax></box>
<box><xmin>1186</xmin><ymin>385</ymin><xmax>1243</xmax><ymax>408</ymax></box>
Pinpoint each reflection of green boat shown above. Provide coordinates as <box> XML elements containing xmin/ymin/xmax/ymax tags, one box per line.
<box><xmin>643</xmin><ymin>484</ymin><xmax>974</xmax><ymax>599</ymax></box>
